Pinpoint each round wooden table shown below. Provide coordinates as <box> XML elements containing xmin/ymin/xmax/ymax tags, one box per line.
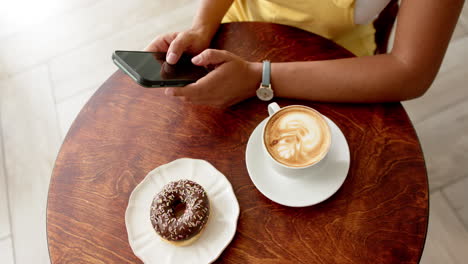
<box><xmin>47</xmin><ymin>22</ymin><xmax>429</xmax><ymax>263</ymax></box>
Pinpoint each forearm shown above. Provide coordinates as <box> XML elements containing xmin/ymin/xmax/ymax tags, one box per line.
<box><xmin>257</xmin><ymin>0</ymin><xmax>464</xmax><ymax>103</ymax></box>
<box><xmin>191</xmin><ymin>0</ymin><xmax>233</xmax><ymax>39</ymax></box>
<box><xmin>268</xmin><ymin>54</ymin><xmax>429</xmax><ymax>103</ymax></box>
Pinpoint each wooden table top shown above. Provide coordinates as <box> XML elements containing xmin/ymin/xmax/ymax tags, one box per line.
<box><xmin>47</xmin><ymin>22</ymin><xmax>429</xmax><ymax>264</ymax></box>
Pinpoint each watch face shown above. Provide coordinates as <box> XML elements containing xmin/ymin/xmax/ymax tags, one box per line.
<box><xmin>257</xmin><ymin>87</ymin><xmax>274</xmax><ymax>101</ymax></box>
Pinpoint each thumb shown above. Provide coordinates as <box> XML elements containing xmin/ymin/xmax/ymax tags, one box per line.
<box><xmin>191</xmin><ymin>49</ymin><xmax>235</xmax><ymax>67</ymax></box>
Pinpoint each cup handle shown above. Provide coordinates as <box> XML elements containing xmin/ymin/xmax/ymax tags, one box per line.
<box><xmin>268</xmin><ymin>102</ymin><xmax>280</xmax><ymax>116</ymax></box>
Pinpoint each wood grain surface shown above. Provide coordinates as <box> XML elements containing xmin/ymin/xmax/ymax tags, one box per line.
<box><xmin>47</xmin><ymin>22</ymin><xmax>428</xmax><ymax>263</ymax></box>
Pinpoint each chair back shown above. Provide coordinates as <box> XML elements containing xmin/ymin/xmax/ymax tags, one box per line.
<box><xmin>374</xmin><ymin>0</ymin><xmax>399</xmax><ymax>54</ymax></box>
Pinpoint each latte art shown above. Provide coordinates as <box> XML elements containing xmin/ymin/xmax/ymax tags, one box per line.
<box><xmin>264</xmin><ymin>106</ymin><xmax>331</xmax><ymax>167</ymax></box>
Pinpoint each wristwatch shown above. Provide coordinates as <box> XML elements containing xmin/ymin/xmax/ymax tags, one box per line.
<box><xmin>256</xmin><ymin>60</ymin><xmax>274</xmax><ymax>101</ymax></box>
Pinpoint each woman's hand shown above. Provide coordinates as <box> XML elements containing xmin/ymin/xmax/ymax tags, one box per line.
<box><xmin>165</xmin><ymin>49</ymin><xmax>262</xmax><ymax>108</ymax></box>
<box><xmin>144</xmin><ymin>29</ymin><xmax>211</xmax><ymax>64</ymax></box>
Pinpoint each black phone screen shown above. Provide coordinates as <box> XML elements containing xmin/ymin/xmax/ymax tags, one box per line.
<box><xmin>114</xmin><ymin>51</ymin><xmax>208</xmax><ymax>84</ymax></box>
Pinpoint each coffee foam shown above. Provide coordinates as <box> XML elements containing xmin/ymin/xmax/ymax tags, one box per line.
<box><xmin>264</xmin><ymin>107</ymin><xmax>331</xmax><ymax>167</ymax></box>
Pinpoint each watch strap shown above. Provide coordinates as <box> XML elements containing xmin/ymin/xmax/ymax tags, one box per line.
<box><xmin>261</xmin><ymin>60</ymin><xmax>271</xmax><ymax>87</ymax></box>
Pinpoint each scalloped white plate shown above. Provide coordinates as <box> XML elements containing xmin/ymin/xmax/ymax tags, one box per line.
<box><xmin>125</xmin><ymin>158</ymin><xmax>240</xmax><ymax>264</ymax></box>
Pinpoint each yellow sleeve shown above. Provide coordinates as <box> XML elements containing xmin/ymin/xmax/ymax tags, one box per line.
<box><xmin>333</xmin><ymin>0</ymin><xmax>354</xmax><ymax>8</ymax></box>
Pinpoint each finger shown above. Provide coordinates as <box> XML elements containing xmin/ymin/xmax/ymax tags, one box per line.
<box><xmin>165</xmin><ymin>63</ymin><xmax>230</xmax><ymax>101</ymax></box>
<box><xmin>144</xmin><ymin>37</ymin><xmax>168</xmax><ymax>52</ymax></box>
<box><xmin>165</xmin><ymin>84</ymin><xmax>201</xmax><ymax>98</ymax></box>
<box><xmin>144</xmin><ymin>34</ymin><xmax>175</xmax><ymax>52</ymax></box>
<box><xmin>185</xmin><ymin>65</ymin><xmax>237</xmax><ymax>107</ymax></box>
<box><xmin>191</xmin><ymin>49</ymin><xmax>235</xmax><ymax>66</ymax></box>
<box><xmin>144</xmin><ymin>32</ymin><xmax>178</xmax><ymax>52</ymax></box>
<box><xmin>185</xmin><ymin>66</ymin><xmax>221</xmax><ymax>90</ymax></box>
<box><xmin>166</xmin><ymin>33</ymin><xmax>191</xmax><ymax>64</ymax></box>
<box><xmin>160</xmin><ymin>62</ymin><xmax>175</xmax><ymax>79</ymax></box>
<box><xmin>164</xmin><ymin>70</ymin><xmax>219</xmax><ymax>103</ymax></box>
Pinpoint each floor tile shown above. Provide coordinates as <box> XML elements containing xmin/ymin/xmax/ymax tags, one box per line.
<box><xmin>0</xmin><ymin>237</ymin><xmax>15</xmax><ymax>264</ymax></box>
<box><xmin>452</xmin><ymin>22</ymin><xmax>468</xmax><ymax>41</ymax></box>
<box><xmin>0</xmin><ymin>61</ymin><xmax>9</xmax><ymax>81</ymax></box>
<box><xmin>0</xmin><ymin>0</ymin><xmax>194</xmax><ymax>76</ymax></box>
<box><xmin>0</xmin><ymin>131</ymin><xmax>11</xmax><ymax>239</ymax></box>
<box><xmin>413</xmin><ymin>99</ymin><xmax>468</xmax><ymax>191</ymax></box>
<box><xmin>420</xmin><ymin>192</ymin><xmax>468</xmax><ymax>264</ymax></box>
<box><xmin>0</xmin><ymin>65</ymin><xmax>61</xmax><ymax>264</ymax></box>
<box><xmin>443</xmin><ymin>176</ymin><xmax>468</xmax><ymax>210</ymax></box>
<box><xmin>443</xmin><ymin>176</ymin><xmax>468</xmax><ymax>228</ymax></box>
<box><xmin>437</xmin><ymin>36</ymin><xmax>468</xmax><ymax>75</ymax></box>
<box><xmin>458</xmin><ymin>0</ymin><xmax>468</xmax><ymax>30</ymax></box>
<box><xmin>452</xmin><ymin>0</ymin><xmax>468</xmax><ymax>41</ymax></box>
<box><xmin>56</xmin><ymin>88</ymin><xmax>95</xmax><ymax>137</ymax></box>
<box><xmin>403</xmin><ymin>37</ymin><xmax>468</xmax><ymax>124</ymax></box>
<box><xmin>458</xmin><ymin>206</ymin><xmax>468</xmax><ymax>231</ymax></box>
<box><xmin>0</xmin><ymin>0</ymin><xmax>95</xmax><ymax>39</ymax></box>
<box><xmin>50</xmin><ymin>1</ymin><xmax>196</xmax><ymax>102</ymax></box>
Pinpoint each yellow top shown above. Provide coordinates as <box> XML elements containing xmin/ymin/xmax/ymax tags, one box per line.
<box><xmin>222</xmin><ymin>0</ymin><xmax>376</xmax><ymax>56</ymax></box>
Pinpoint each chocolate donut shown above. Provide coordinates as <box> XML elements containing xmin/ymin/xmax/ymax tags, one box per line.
<box><xmin>150</xmin><ymin>179</ymin><xmax>210</xmax><ymax>245</ymax></box>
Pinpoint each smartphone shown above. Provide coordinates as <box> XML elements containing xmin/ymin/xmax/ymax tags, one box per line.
<box><xmin>112</xmin><ymin>50</ymin><xmax>209</xmax><ymax>88</ymax></box>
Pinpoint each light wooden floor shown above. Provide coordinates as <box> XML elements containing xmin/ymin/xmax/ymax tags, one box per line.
<box><xmin>1</xmin><ymin>1</ymin><xmax>468</xmax><ymax>263</ymax></box>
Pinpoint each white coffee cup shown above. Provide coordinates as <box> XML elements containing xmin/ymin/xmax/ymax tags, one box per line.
<box><xmin>262</xmin><ymin>102</ymin><xmax>332</xmax><ymax>176</ymax></box>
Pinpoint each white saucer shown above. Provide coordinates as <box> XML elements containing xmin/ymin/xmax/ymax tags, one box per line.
<box><xmin>245</xmin><ymin>116</ymin><xmax>350</xmax><ymax>207</ymax></box>
<box><xmin>125</xmin><ymin>158</ymin><xmax>240</xmax><ymax>264</ymax></box>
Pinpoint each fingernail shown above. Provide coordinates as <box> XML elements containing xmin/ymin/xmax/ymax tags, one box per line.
<box><xmin>165</xmin><ymin>88</ymin><xmax>174</xmax><ymax>96</ymax></box>
<box><xmin>162</xmin><ymin>63</ymin><xmax>169</xmax><ymax>73</ymax></box>
<box><xmin>166</xmin><ymin>52</ymin><xmax>178</xmax><ymax>64</ymax></box>
<box><xmin>191</xmin><ymin>56</ymin><xmax>201</xmax><ymax>64</ymax></box>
